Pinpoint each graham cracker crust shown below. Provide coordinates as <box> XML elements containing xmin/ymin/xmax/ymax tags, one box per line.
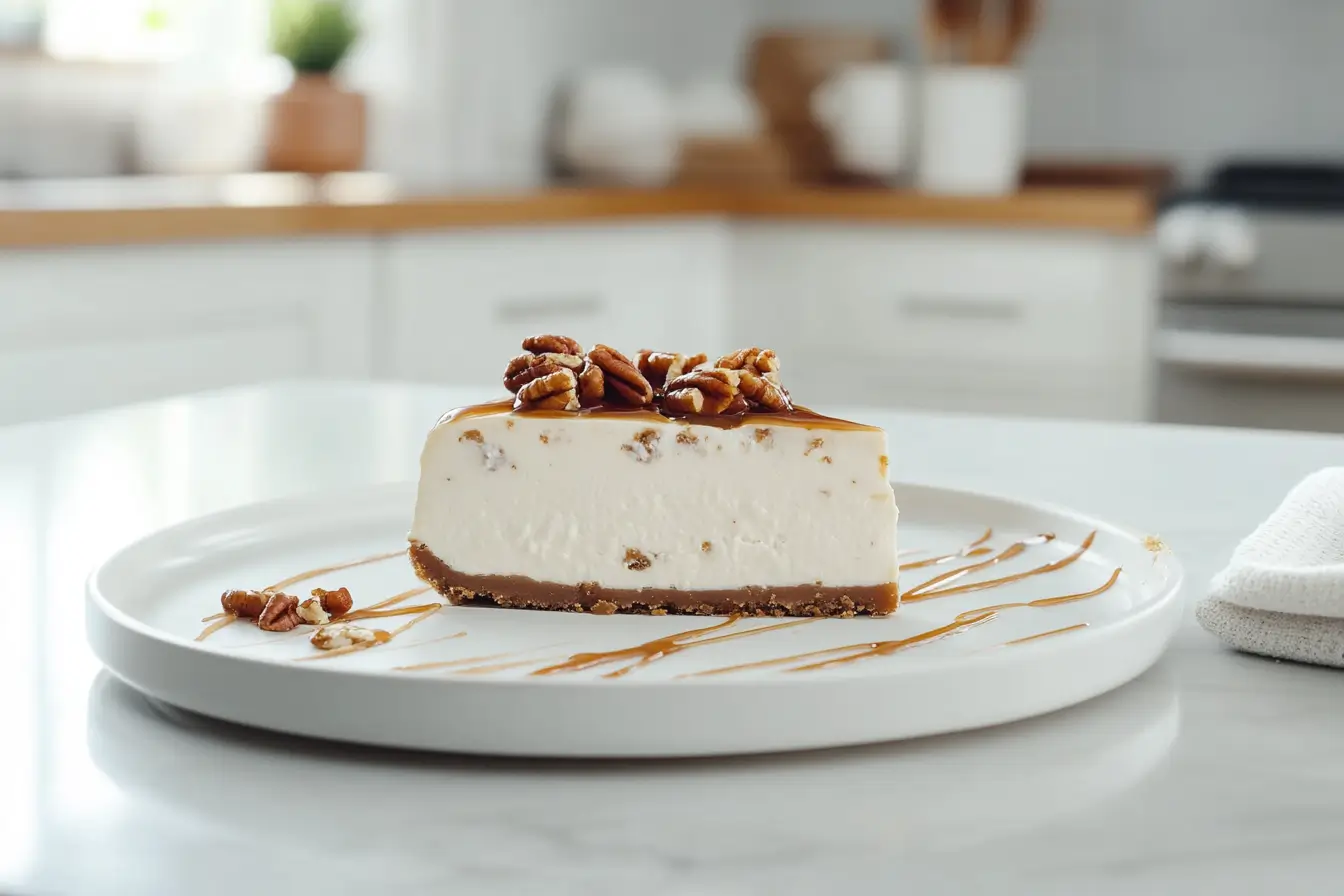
<box><xmin>408</xmin><ymin>542</ymin><xmax>898</xmax><ymax>618</ymax></box>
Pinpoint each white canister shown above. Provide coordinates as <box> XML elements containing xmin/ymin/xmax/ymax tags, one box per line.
<box><xmin>917</xmin><ymin>67</ymin><xmax>1024</xmax><ymax>195</ymax></box>
<box><xmin>557</xmin><ymin>67</ymin><xmax>679</xmax><ymax>187</ymax></box>
<box><xmin>811</xmin><ymin>62</ymin><xmax>910</xmax><ymax>183</ymax></box>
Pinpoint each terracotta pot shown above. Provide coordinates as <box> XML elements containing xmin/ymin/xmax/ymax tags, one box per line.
<box><xmin>265</xmin><ymin>74</ymin><xmax>366</xmax><ymax>174</ymax></box>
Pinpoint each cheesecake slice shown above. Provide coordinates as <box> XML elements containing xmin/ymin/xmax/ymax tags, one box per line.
<box><xmin>408</xmin><ymin>337</ymin><xmax>899</xmax><ymax>617</ymax></box>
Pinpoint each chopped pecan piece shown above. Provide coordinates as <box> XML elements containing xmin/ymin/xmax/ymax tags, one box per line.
<box><xmin>312</xmin><ymin>586</ymin><xmax>354</xmax><ymax>617</ymax></box>
<box><xmin>636</xmin><ymin>351</ymin><xmax>709</xmax><ymax>390</ymax></box>
<box><xmin>220</xmin><ymin>589</ymin><xmax>272</xmax><ymax>619</ymax></box>
<box><xmin>258</xmin><ymin>592</ymin><xmax>303</xmax><ymax>632</ymax></box>
<box><xmin>297</xmin><ymin>599</ymin><xmax>330</xmax><ymax>626</ymax></box>
<box><xmin>514</xmin><ymin>368</ymin><xmax>579</xmax><ymax>411</ymax></box>
<box><xmin>663</xmin><ymin>368</ymin><xmax>742</xmax><ymax>416</ymax></box>
<box><xmin>311</xmin><ymin>623</ymin><xmax>379</xmax><ymax>650</ymax></box>
<box><xmin>716</xmin><ymin>347</ymin><xmax>781</xmax><ymax>383</ymax></box>
<box><xmin>586</xmin><ymin>345</ymin><xmax>654</xmax><ymax>406</ymax></box>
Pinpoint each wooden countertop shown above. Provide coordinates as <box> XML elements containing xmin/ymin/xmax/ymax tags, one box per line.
<box><xmin>0</xmin><ymin>173</ymin><xmax>1153</xmax><ymax>249</ymax></box>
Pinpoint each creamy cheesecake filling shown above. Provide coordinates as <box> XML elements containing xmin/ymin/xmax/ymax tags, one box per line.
<box><xmin>408</xmin><ymin>403</ymin><xmax>899</xmax><ymax>605</ymax></box>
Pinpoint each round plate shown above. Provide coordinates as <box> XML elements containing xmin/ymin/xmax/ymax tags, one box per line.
<box><xmin>86</xmin><ymin>482</ymin><xmax>1183</xmax><ymax>758</ymax></box>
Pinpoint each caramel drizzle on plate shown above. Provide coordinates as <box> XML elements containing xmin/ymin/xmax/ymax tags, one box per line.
<box><xmin>293</xmin><ymin>604</ymin><xmax>443</xmax><ymax>663</ymax></box>
<box><xmin>194</xmin><ymin>549</ymin><xmax>409</xmax><ymax>642</ymax></box>
<box><xmin>951</xmin><ymin>567</ymin><xmax>1122</xmax><ymax>624</ymax></box>
<box><xmin>902</xmin><ymin>532</ymin><xmax>1101</xmax><ymax>602</ymax></box>
<box><xmin>530</xmin><ymin>615</ymin><xmax>816</xmax><ymax>679</ymax></box>
<box><xmin>1004</xmin><ymin>623</ymin><xmax>1089</xmax><ymax>646</ymax></box>
<box><xmin>685</xmin><ymin>612</ymin><xmax>999</xmax><ymax>678</ymax></box>
<box><xmin>898</xmin><ymin>528</ymin><xmax>994</xmax><ymax>572</ymax></box>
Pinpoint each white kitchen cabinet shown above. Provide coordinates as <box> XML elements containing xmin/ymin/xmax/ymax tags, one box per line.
<box><xmin>380</xmin><ymin>220</ymin><xmax>730</xmax><ymax>383</ymax></box>
<box><xmin>732</xmin><ymin>223</ymin><xmax>1156</xmax><ymax>421</ymax></box>
<box><xmin>0</xmin><ymin>238</ymin><xmax>375</xmax><ymax>424</ymax></box>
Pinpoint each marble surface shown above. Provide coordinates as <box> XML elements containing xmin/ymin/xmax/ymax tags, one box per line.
<box><xmin>2</xmin><ymin>381</ymin><xmax>1343</xmax><ymax>895</ymax></box>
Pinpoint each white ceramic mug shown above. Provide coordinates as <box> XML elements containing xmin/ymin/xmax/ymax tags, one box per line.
<box><xmin>917</xmin><ymin>67</ymin><xmax>1024</xmax><ymax>195</ymax></box>
<box><xmin>811</xmin><ymin>63</ymin><xmax>910</xmax><ymax>182</ymax></box>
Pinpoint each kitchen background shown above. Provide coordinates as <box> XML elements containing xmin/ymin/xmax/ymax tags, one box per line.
<box><xmin>2</xmin><ymin>0</ymin><xmax>1342</xmax><ymax>432</ymax></box>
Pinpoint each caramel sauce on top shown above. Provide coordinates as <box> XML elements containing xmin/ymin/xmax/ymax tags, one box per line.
<box><xmin>440</xmin><ymin>398</ymin><xmax>881</xmax><ymax>433</ymax></box>
<box><xmin>531</xmin><ymin>615</ymin><xmax>816</xmax><ymax>678</ymax></box>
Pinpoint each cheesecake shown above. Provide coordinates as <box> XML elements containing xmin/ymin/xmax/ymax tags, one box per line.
<box><xmin>408</xmin><ymin>336</ymin><xmax>899</xmax><ymax>617</ymax></box>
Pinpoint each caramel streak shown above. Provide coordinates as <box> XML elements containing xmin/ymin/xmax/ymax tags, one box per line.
<box><xmin>194</xmin><ymin>614</ymin><xmax>239</xmax><ymax>642</ymax></box>
<box><xmin>265</xmin><ymin>548</ymin><xmax>405</xmax><ymax>592</ymax></box>
<box><xmin>600</xmin><ymin>618</ymin><xmax>817</xmax><ymax>679</ymax></box>
<box><xmin>686</xmin><ymin>612</ymin><xmax>998</xmax><ymax>678</ymax></box>
<box><xmin>452</xmin><ymin>658</ymin><xmax>559</xmax><ymax>676</ymax></box>
<box><xmin>337</xmin><ymin>602</ymin><xmax>443</xmax><ymax>624</ymax></box>
<box><xmin>1005</xmin><ymin>623</ymin><xmax>1088</xmax><ymax>646</ymax></box>
<box><xmin>352</xmin><ymin>585</ymin><xmax>432</xmax><ymax>614</ymax></box>
<box><xmin>909</xmin><ymin>531</ymin><xmax>1098</xmax><ymax>602</ymax></box>
<box><xmin>200</xmin><ymin>611</ymin><xmax>231</xmax><ymax>623</ymax></box>
<box><xmin>395</xmin><ymin>643</ymin><xmax>563</xmax><ymax>673</ymax></box>
<box><xmin>530</xmin><ymin>615</ymin><xmax>815</xmax><ymax>677</ymax></box>
<box><xmin>903</xmin><ymin>534</ymin><xmax>1057</xmax><ymax>600</ymax></box>
<box><xmin>899</xmin><ymin>527</ymin><xmax>995</xmax><ymax>571</ymax></box>
<box><xmin>952</xmin><ymin>567</ymin><xmax>1123</xmax><ymax>624</ymax></box>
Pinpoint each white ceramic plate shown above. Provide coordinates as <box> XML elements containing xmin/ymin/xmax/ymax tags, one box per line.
<box><xmin>87</xmin><ymin>482</ymin><xmax>1183</xmax><ymax>758</ymax></box>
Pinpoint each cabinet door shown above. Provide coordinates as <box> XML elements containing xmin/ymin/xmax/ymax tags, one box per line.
<box><xmin>734</xmin><ymin>224</ymin><xmax>1154</xmax><ymax>420</ymax></box>
<box><xmin>382</xmin><ymin>220</ymin><xmax>729</xmax><ymax>383</ymax></box>
<box><xmin>0</xmin><ymin>238</ymin><xmax>375</xmax><ymax>424</ymax></box>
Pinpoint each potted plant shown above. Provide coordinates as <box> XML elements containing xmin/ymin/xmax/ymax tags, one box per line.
<box><xmin>265</xmin><ymin>0</ymin><xmax>365</xmax><ymax>174</ymax></box>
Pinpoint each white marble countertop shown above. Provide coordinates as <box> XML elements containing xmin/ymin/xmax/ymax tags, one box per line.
<box><xmin>3</xmin><ymin>381</ymin><xmax>1343</xmax><ymax>896</ymax></box>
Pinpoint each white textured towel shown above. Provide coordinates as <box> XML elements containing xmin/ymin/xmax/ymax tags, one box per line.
<box><xmin>1198</xmin><ymin>467</ymin><xmax>1344</xmax><ymax>668</ymax></box>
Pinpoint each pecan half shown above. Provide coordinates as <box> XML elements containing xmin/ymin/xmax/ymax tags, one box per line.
<box><xmin>637</xmin><ymin>351</ymin><xmax>709</xmax><ymax>390</ymax></box>
<box><xmin>587</xmin><ymin>345</ymin><xmax>654</xmax><ymax>406</ymax></box>
<box><xmin>738</xmin><ymin>370</ymin><xmax>791</xmax><ymax>411</ymax></box>
<box><xmin>522</xmin><ymin>334</ymin><xmax>583</xmax><ymax>356</ymax></box>
<box><xmin>577</xmin><ymin>358</ymin><xmax>606</xmax><ymax>404</ymax></box>
<box><xmin>663</xmin><ymin>368</ymin><xmax>742</xmax><ymax>416</ymax></box>
<box><xmin>258</xmin><ymin>592</ymin><xmax>303</xmax><ymax>632</ymax></box>
<box><xmin>515</xmin><ymin>368</ymin><xmax>579</xmax><ymax>411</ymax></box>
<box><xmin>220</xmin><ymin>589</ymin><xmax>271</xmax><ymax>619</ymax></box>
<box><xmin>716</xmin><ymin>347</ymin><xmax>781</xmax><ymax>382</ymax></box>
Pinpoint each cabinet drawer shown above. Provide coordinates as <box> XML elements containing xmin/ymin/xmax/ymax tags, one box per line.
<box><xmin>384</xmin><ymin>221</ymin><xmax>728</xmax><ymax>382</ymax></box>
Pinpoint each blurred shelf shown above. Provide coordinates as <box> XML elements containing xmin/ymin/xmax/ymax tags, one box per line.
<box><xmin>0</xmin><ymin>173</ymin><xmax>1154</xmax><ymax>248</ymax></box>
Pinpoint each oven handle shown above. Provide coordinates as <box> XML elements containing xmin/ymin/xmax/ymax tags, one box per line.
<box><xmin>1155</xmin><ymin>328</ymin><xmax>1344</xmax><ymax>377</ymax></box>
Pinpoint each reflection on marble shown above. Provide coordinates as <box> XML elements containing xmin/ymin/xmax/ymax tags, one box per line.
<box><xmin>3</xmin><ymin>383</ymin><xmax>1344</xmax><ymax>895</ymax></box>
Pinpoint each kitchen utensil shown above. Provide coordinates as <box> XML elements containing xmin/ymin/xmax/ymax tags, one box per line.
<box><xmin>811</xmin><ymin>63</ymin><xmax>911</xmax><ymax>183</ymax></box>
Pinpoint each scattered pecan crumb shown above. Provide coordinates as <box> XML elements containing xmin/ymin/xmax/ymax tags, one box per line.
<box><xmin>651</xmin><ymin>608</ymin><xmax>668</xmax><ymax>616</ymax></box>
<box><xmin>311</xmin><ymin>623</ymin><xmax>379</xmax><ymax>650</ymax></box>
<box><xmin>258</xmin><ymin>593</ymin><xmax>302</xmax><ymax>632</ymax></box>
<box><xmin>624</xmin><ymin>548</ymin><xmax>652</xmax><ymax>571</ymax></box>
<box><xmin>297</xmin><ymin>599</ymin><xmax>329</xmax><ymax>626</ymax></box>
<box><xmin>591</xmin><ymin>600</ymin><xmax>618</xmax><ymax>615</ymax></box>
<box><xmin>312</xmin><ymin>586</ymin><xmax>354</xmax><ymax>617</ymax></box>
<box><xmin>676</xmin><ymin>431</ymin><xmax>699</xmax><ymax>445</ymax></box>
<box><xmin>701</xmin><ymin>541</ymin><xmax>712</xmax><ymax>553</ymax></box>
<box><xmin>821</xmin><ymin>456</ymin><xmax>833</xmax><ymax>464</ymax></box>
<box><xmin>879</xmin><ymin>455</ymin><xmax>889</xmax><ymax>477</ymax></box>
<box><xmin>506</xmin><ymin>420</ymin><xmax>515</xmax><ymax>430</ymax></box>
<box><xmin>754</xmin><ymin>427</ymin><xmax>773</xmax><ymax>444</ymax></box>
<box><xmin>805</xmin><ymin>438</ymin><xmax>824</xmax><ymax>456</ymax></box>
<box><xmin>459</xmin><ymin>430</ymin><xmax>484</xmax><ymax>444</ymax></box>
<box><xmin>220</xmin><ymin>589</ymin><xmax>272</xmax><ymax>619</ymax></box>
<box><xmin>539</xmin><ymin>433</ymin><xmax>550</xmax><ymax>444</ymax></box>
<box><xmin>621</xmin><ymin>429</ymin><xmax>660</xmax><ymax>462</ymax></box>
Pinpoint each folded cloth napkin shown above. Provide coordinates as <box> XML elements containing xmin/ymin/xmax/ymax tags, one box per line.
<box><xmin>1196</xmin><ymin>467</ymin><xmax>1344</xmax><ymax>668</ymax></box>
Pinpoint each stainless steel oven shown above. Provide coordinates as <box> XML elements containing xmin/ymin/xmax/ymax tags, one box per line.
<box><xmin>1155</xmin><ymin>162</ymin><xmax>1344</xmax><ymax>433</ymax></box>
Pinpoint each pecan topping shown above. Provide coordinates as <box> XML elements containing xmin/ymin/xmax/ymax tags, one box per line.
<box><xmin>716</xmin><ymin>347</ymin><xmax>781</xmax><ymax>382</ymax></box>
<box><xmin>637</xmin><ymin>351</ymin><xmax>708</xmax><ymax>390</ymax></box>
<box><xmin>312</xmin><ymin>586</ymin><xmax>354</xmax><ymax>617</ymax></box>
<box><xmin>576</xmin><ymin>358</ymin><xmax>606</xmax><ymax>404</ymax></box>
<box><xmin>663</xmin><ymin>368</ymin><xmax>742</xmax><ymax>416</ymax></box>
<box><xmin>311</xmin><ymin>623</ymin><xmax>379</xmax><ymax>650</ymax></box>
<box><xmin>515</xmin><ymin>368</ymin><xmax>579</xmax><ymax>411</ymax></box>
<box><xmin>522</xmin><ymin>334</ymin><xmax>583</xmax><ymax>356</ymax></box>
<box><xmin>297</xmin><ymin>599</ymin><xmax>330</xmax><ymax>626</ymax></box>
<box><xmin>220</xmin><ymin>589</ymin><xmax>272</xmax><ymax>619</ymax></box>
<box><xmin>624</xmin><ymin>548</ymin><xmax>652</xmax><ymax>571</ymax></box>
<box><xmin>586</xmin><ymin>345</ymin><xmax>653</xmax><ymax>406</ymax></box>
<box><xmin>503</xmin><ymin>336</ymin><xmax>585</xmax><ymax>394</ymax></box>
<box><xmin>258</xmin><ymin>592</ymin><xmax>303</xmax><ymax>632</ymax></box>
<box><xmin>738</xmin><ymin>369</ymin><xmax>791</xmax><ymax>411</ymax></box>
